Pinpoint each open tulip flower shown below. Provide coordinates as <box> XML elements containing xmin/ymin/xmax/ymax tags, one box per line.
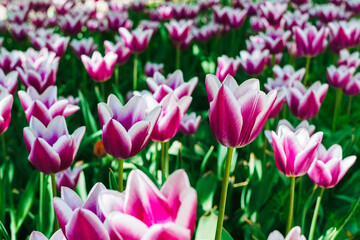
<box><xmin>59</xmin><ymin>13</ymin><xmax>86</xmax><ymax>36</ymax></box>
<box><xmin>165</xmin><ymin>19</ymin><xmax>193</xmax><ymax>47</ymax></box>
<box><xmin>0</xmin><ymin>69</ymin><xmax>18</xmax><ymax>95</ymax></box>
<box><xmin>147</xmin><ymin>70</ymin><xmax>198</xmax><ymax>101</ymax></box>
<box><xmin>98</xmin><ymin>169</ymin><xmax>197</xmax><ymax>240</ymax></box>
<box><xmin>10</xmin><ymin>23</ymin><xmax>28</xmax><ymax>41</ymax></box>
<box><xmin>81</xmin><ymin>51</ymin><xmax>118</xmax><ymax>82</ymax></box>
<box><xmin>0</xmin><ymin>86</ymin><xmax>14</xmax><ymax>135</ymax></box>
<box><xmin>0</xmin><ymin>48</ymin><xmax>22</xmax><ymax>74</ymax></box>
<box><xmin>215</xmin><ymin>55</ymin><xmax>241</xmax><ymax>82</ymax></box>
<box><xmin>98</xmin><ymin>94</ymin><xmax>161</xmax><ymax>160</ymax></box>
<box><xmin>259</xmin><ymin>1</ymin><xmax>287</xmax><ymax>27</ymax></box>
<box><xmin>260</xmin><ymin>28</ymin><xmax>291</xmax><ymax>55</ymax></box>
<box><xmin>285</xmin><ymin>81</ymin><xmax>328</xmax><ymax>120</ymax></box>
<box><xmin>144</xmin><ymin>62</ymin><xmax>164</xmax><ymax>77</ymax></box>
<box><xmin>271</xmin><ymin>125</ymin><xmax>323</xmax><ymax>177</ymax></box>
<box><xmin>29</xmin><ymin>230</ymin><xmax>66</xmax><ymax>240</ymax></box>
<box><xmin>18</xmin><ymin>86</ymin><xmax>80</xmax><ymax>126</ymax></box>
<box><xmin>119</xmin><ymin>27</ymin><xmax>153</xmax><ymax>54</ymax></box>
<box><xmin>45</xmin><ymin>34</ymin><xmax>70</xmax><ymax>58</ymax></box>
<box><xmin>308</xmin><ymin>144</ymin><xmax>356</xmax><ymax>188</ymax></box>
<box><xmin>343</xmin><ymin>72</ymin><xmax>360</xmax><ymax>96</ymax></box>
<box><xmin>326</xmin><ymin>65</ymin><xmax>355</xmax><ymax>89</ymax></box>
<box><xmin>179</xmin><ymin>112</ymin><xmax>201</xmax><ymax>135</ymax></box>
<box><xmin>107</xmin><ymin>11</ymin><xmax>132</xmax><ymax>33</ymax></box>
<box><xmin>329</xmin><ymin>21</ymin><xmax>360</xmax><ymax>53</ymax></box>
<box><xmin>55</xmin><ymin>164</ymin><xmax>82</xmax><ymax>191</ymax></box>
<box><xmin>337</xmin><ymin>49</ymin><xmax>360</xmax><ymax>69</ymax></box>
<box><xmin>206</xmin><ymin>75</ymin><xmax>276</xmax><ymax>148</ymax></box>
<box><xmin>104</xmin><ymin>39</ymin><xmax>132</xmax><ymax>66</ymax></box>
<box><xmin>293</xmin><ymin>26</ymin><xmax>328</xmax><ymax>57</ymax></box>
<box><xmin>240</xmin><ymin>49</ymin><xmax>270</xmax><ymax>76</ymax></box>
<box><xmin>267</xmin><ymin>226</ymin><xmax>306</xmax><ymax>240</ymax></box>
<box><xmin>23</xmin><ymin>116</ymin><xmax>85</xmax><ymax>174</ymax></box>
<box><xmin>70</xmin><ymin>38</ymin><xmax>98</xmax><ymax>58</ymax></box>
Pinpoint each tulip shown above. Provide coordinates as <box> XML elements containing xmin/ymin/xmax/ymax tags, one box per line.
<box><xmin>119</xmin><ymin>27</ymin><xmax>153</xmax><ymax>54</ymax></box>
<box><xmin>259</xmin><ymin>2</ymin><xmax>287</xmax><ymax>27</ymax></box>
<box><xmin>107</xmin><ymin>11</ymin><xmax>132</xmax><ymax>32</ymax></box>
<box><xmin>45</xmin><ymin>34</ymin><xmax>70</xmax><ymax>58</ymax></box>
<box><xmin>0</xmin><ymin>87</ymin><xmax>14</xmax><ymax>135</ymax></box>
<box><xmin>293</xmin><ymin>26</ymin><xmax>329</xmax><ymax>57</ymax></box>
<box><xmin>130</xmin><ymin>0</ymin><xmax>146</xmax><ymax>12</ymax></box>
<box><xmin>0</xmin><ymin>70</ymin><xmax>18</xmax><ymax>95</ymax></box>
<box><xmin>0</xmin><ymin>48</ymin><xmax>22</xmax><ymax>74</ymax></box>
<box><xmin>144</xmin><ymin>62</ymin><xmax>164</xmax><ymax>77</ymax></box>
<box><xmin>29</xmin><ymin>230</ymin><xmax>66</xmax><ymax>240</ymax></box>
<box><xmin>18</xmin><ymin>86</ymin><xmax>80</xmax><ymax>126</ymax></box>
<box><xmin>98</xmin><ymin>94</ymin><xmax>161</xmax><ymax>190</ymax></box>
<box><xmin>315</xmin><ymin>4</ymin><xmax>341</xmax><ymax>24</ymax></box>
<box><xmin>246</xmin><ymin>35</ymin><xmax>266</xmax><ymax>53</ymax></box>
<box><xmin>283</xmin><ymin>11</ymin><xmax>309</xmax><ymax>30</ymax></box>
<box><xmin>10</xmin><ymin>23</ymin><xmax>28</xmax><ymax>41</ymax></box>
<box><xmin>329</xmin><ymin>21</ymin><xmax>360</xmax><ymax>53</ymax></box>
<box><xmin>268</xmin><ymin>90</ymin><xmax>286</xmax><ymax>119</ymax></box>
<box><xmin>191</xmin><ymin>23</ymin><xmax>217</xmax><ymax>43</ymax></box>
<box><xmin>147</xmin><ymin>70</ymin><xmax>198</xmax><ymax>101</ymax></box>
<box><xmin>271</xmin><ymin>124</ymin><xmax>323</xmax><ymax>233</ymax></box>
<box><xmin>286</xmin><ymin>81</ymin><xmax>328</xmax><ymax>120</ymax></box>
<box><xmin>179</xmin><ymin>112</ymin><xmax>201</xmax><ymax>135</ymax></box>
<box><xmin>81</xmin><ymin>51</ymin><xmax>117</xmax><ymax>82</ymax></box>
<box><xmin>260</xmin><ymin>28</ymin><xmax>291</xmax><ymax>55</ymax></box>
<box><xmin>344</xmin><ymin>73</ymin><xmax>360</xmax><ymax>96</ymax></box>
<box><xmin>23</xmin><ymin>116</ymin><xmax>85</xmax><ymax>174</ymax></box>
<box><xmin>165</xmin><ymin>20</ymin><xmax>193</xmax><ymax>46</ymax></box>
<box><xmin>337</xmin><ymin>49</ymin><xmax>360</xmax><ymax>69</ymax></box>
<box><xmin>239</xmin><ymin>49</ymin><xmax>270</xmax><ymax>76</ymax></box>
<box><xmin>206</xmin><ymin>75</ymin><xmax>276</xmax><ymax>240</ymax></box>
<box><xmin>53</xmin><ymin>183</ymin><xmax>109</xmax><ymax>240</ymax></box>
<box><xmin>7</xmin><ymin>8</ymin><xmax>28</xmax><ymax>24</ymax></box>
<box><xmin>59</xmin><ymin>14</ymin><xmax>86</xmax><ymax>35</ymax></box>
<box><xmin>250</xmin><ymin>16</ymin><xmax>269</xmax><ymax>32</ymax></box>
<box><xmin>171</xmin><ymin>2</ymin><xmax>199</xmax><ymax>20</ymax></box>
<box><xmin>273</xmin><ymin>65</ymin><xmax>305</xmax><ymax>82</ymax></box>
<box><xmin>267</xmin><ymin>226</ymin><xmax>306</xmax><ymax>240</ymax></box>
<box><xmin>55</xmin><ymin>164</ymin><xmax>82</xmax><ymax>191</ymax></box>
<box><xmin>98</xmin><ymin>169</ymin><xmax>197</xmax><ymax>239</ymax></box>
<box><xmin>29</xmin><ymin>12</ymin><xmax>47</xmax><ymax>28</ymax></box>
<box><xmin>70</xmin><ymin>38</ymin><xmax>98</xmax><ymax>58</ymax></box>
<box><xmin>104</xmin><ymin>39</ymin><xmax>132</xmax><ymax>66</ymax></box>
<box><xmin>139</xmin><ymin>20</ymin><xmax>160</xmax><ymax>33</ymax></box>
<box><xmin>215</xmin><ymin>55</ymin><xmax>241</xmax><ymax>82</ymax></box>
<box><xmin>326</xmin><ymin>65</ymin><xmax>355</xmax><ymax>89</ymax></box>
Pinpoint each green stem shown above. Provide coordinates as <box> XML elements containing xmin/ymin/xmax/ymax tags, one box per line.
<box><xmin>215</xmin><ymin>147</ymin><xmax>235</xmax><ymax>240</ymax></box>
<box><xmin>347</xmin><ymin>96</ymin><xmax>352</xmax><ymax>116</ymax></box>
<box><xmin>286</xmin><ymin>176</ymin><xmax>296</xmax><ymax>234</ymax></box>
<box><xmin>308</xmin><ymin>188</ymin><xmax>325</xmax><ymax>240</ymax></box>
<box><xmin>331</xmin><ymin>197</ymin><xmax>360</xmax><ymax>240</ymax></box>
<box><xmin>39</xmin><ymin>172</ymin><xmax>44</xmax><ymax>232</ymax></box>
<box><xmin>263</xmin><ymin>121</ymin><xmax>269</xmax><ymax>162</ymax></box>
<box><xmin>165</xmin><ymin>141</ymin><xmax>170</xmax><ymax>178</ymax></box>
<box><xmin>289</xmin><ymin>54</ymin><xmax>295</xmax><ymax>67</ymax></box>
<box><xmin>133</xmin><ymin>54</ymin><xmax>139</xmax><ymax>91</ymax></box>
<box><xmin>230</xmin><ymin>30</ymin><xmax>236</xmax><ymax>56</ymax></box>
<box><xmin>0</xmin><ymin>134</ymin><xmax>6</xmax><ymax>223</ymax></box>
<box><xmin>101</xmin><ymin>82</ymin><xmax>105</xmax><ymax>101</ymax></box>
<box><xmin>115</xmin><ymin>65</ymin><xmax>119</xmax><ymax>86</ymax></box>
<box><xmin>161</xmin><ymin>142</ymin><xmax>165</xmax><ymax>182</ymax></box>
<box><xmin>332</xmin><ymin>89</ymin><xmax>343</xmax><ymax>132</ymax></box>
<box><xmin>271</xmin><ymin>54</ymin><xmax>276</xmax><ymax>68</ymax></box>
<box><xmin>51</xmin><ymin>173</ymin><xmax>59</xmax><ymax>231</ymax></box>
<box><xmin>82</xmin><ymin>68</ymin><xmax>87</xmax><ymax>94</ymax></box>
<box><xmin>176</xmin><ymin>44</ymin><xmax>181</xmax><ymax>70</ymax></box>
<box><xmin>1</xmin><ymin>134</ymin><xmax>5</xmax><ymax>164</ymax></box>
<box><xmin>118</xmin><ymin>159</ymin><xmax>124</xmax><ymax>192</ymax></box>
<box><xmin>304</xmin><ymin>56</ymin><xmax>311</xmax><ymax>86</ymax></box>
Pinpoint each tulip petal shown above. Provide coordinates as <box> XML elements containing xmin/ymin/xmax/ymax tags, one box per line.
<box><xmin>141</xmin><ymin>223</ymin><xmax>191</xmax><ymax>240</ymax></box>
<box><xmin>29</xmin><ymin>138</ymin><xmax>61</xmax><ymax>174</ymax></box>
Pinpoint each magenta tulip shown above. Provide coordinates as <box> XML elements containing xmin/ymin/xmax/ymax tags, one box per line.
<box><xmin>165</xmin><ymin>20</ymin><xmax>193</xmax><ymax>47</ymax></box>
<box><xmin>0</xmin><ymin>87</ymin><xmax>14</xmax><ymax>135</ymax></box>
<box><xmin>337</xmin><ymin>49</ymin><xmax>360</xmax><ymax>69</ymax></box>
<box><xmin>343</xmin><ymin>73</ymin><xmax>360</xmax><ymax>96</ymax></box>
<box><xmin>215</xmin><ymin>55</ymin><xmax>241</xmax><ymax>82</ymax></box>
<box><xmin>98</xmin><ymin>94</ymin><xmax>161</xmax><ymax>159</ymax></box>
<box><xmin>81</xmin><ymin>51</ymin><xmax>117</xmax><ymax>82</ymax></box>
<box><xmin>59</xmin><ymin>13</ymin><xmax>86</xmax><ymax>35</ymax></box>
<box><xmin>293</xmin><ymin>26</ymin><xmax>328</xmax><ymax>57</ymax></box>
<box><xmin>104</xmin><ymin>39</ymin><xmax>132</xmax><ymax>66</ymax></box>
<box><xmin>119</xmin><ymin>27</ymin><xmax>153</xmax><ymax>53</ymax></box>
<box><xmin>271</xmin><ymin>125</ymin><xmax>323</xmax><ymax>177</ymax></box>
<box><xmin>206</xmin><ymin>75</ymin><xmax>276</xmax><ymax>148</ymax></box>
<box><xmin>259</xmin><ymin>1</ymin><xmax>287</xmax><ymax>27</ymax></box>
<box><xmin>55</xmin><ymin>164</ymin><xmax>82</xmax><ymax>191</ymax></box>
<box><xmin>107</xmin><ymin>11</ymin><xmax>132</xmax><ymax>33</ymax></box>
<box><xmin>283</xmin><ymin>10</ymin><xmax>309</xmax><ymax>30</ymax></box>
<box><xmin>29</xmin><ymin>230</ymin><xmax>66</xmax><ymax>240</ymax></box>
<box><xmin>239</xmin><ymin>49</ymin><xmax>270</xmax><ymax>76</ymax></box>
<box><xmin>10</xmin><ymin>23</ymin><xmax>28</xmax><ymax>41</ymax></box>
<box><xmin>250</xmin><ymin>16</ymin><xmax>269</xmax><ymax>32</ymax></box>
<box><xmin>144</xmin><ymin>62</ymin><xmax>164</xmax><ymax>77</ymax></box>
<box><xmin>45</xmin><ymin>34</ymin><xmax>70</xmax><ymax>58</ymax></box>
<box><xmin>260</xmin><ymin>28</ymin><xmax>291</xmax><ymax>54</ymax></box>
<box><xmin>0</xmin><ymin>48</ymin><xmax>22</xmax><ymax>74</ymax></box>
<box><xmin>308</xmin><ymin>144</ymin><xmax>356</xmax><ymax>188</ymax></box>
<box><xmin>23</xmin><ymin>116</ymin><xmax>85</xmax><ymax>174</ymax></box>
<box><xmin>267</xmin><ymin>226</ymin><xmax>306</xmax><ymax>240</ymax></box>
<box><xmin>70</xmin><ymin>38</ymin><xmax>98</xmax><ymax>58</ymax></box>
<box><xmin>0</xmin><ymin>70</ymin><xmax>18</xmax><ymax>95</ymax></box>
<box><xmin>329</xmin><ymin>21</ymin><xmax>360</xmax><ymax>52</ymax></box>
<box><xmin>327</xmin><ymin>65</ymin><xmax>355</xmax><ymax>89</ymax></box>
<box><xmin>179</xmin><ymin>112</ymin><xmax>201</xmax><ymax>135</ymax></box>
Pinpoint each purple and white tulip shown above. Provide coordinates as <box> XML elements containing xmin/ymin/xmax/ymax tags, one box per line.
<box><xmin>327</xmin><ymin>65</ymin><xmax>355</xmax><ymax>89</ymax></box>
<box><xmin>81</xmin><ymin>51</ymin><xmax>117</xmax><ymax>82</ymax></box>
<box><xmin>239</xmin><ymin>49</ymin><xmax>270</xmax><ymax>76</ymax></box>
<box><xmin>70</xmin><ymin>38</ymin><xmax>98</xmax><ymax>58</ymax></box>
<box><xmin>119</xmin><ymin>27</ymin><xmax>153</xmax><ymax>54</ymax></box>
<box><xmin>179</xmin><ymin>112</ymin><xmax>201</xmax><ymax>135</ymax></box>
<box><xmin>293</xmin><ymin>26</ymin><xmax>329</xmax><ymax>57</ymax></box>
<box><xmin>104</xmin><ymin>39</ymin><xmax>132</xmax><ymax>66</ymax></box>
<box><xmin>144</xmin><ymin>62</ymin><xmax>164</xmax><ymax>77</ymax></box>
<box><xmin>215</xmin><ymin>55</ymin><xmax>241</xmax><ymax>82</ymax></box>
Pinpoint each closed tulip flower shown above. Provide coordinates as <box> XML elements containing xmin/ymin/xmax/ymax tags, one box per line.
<box><xmin>308</xmin><ymin>144</ymin><xmax>356</xmax><ymax>188</ymax></box>
<box><xmin>260</xmin><ymin>28</ymin><xmax>291</xmax><ymax>54</ymax></box>
<box><xmin>119</xmin><ymin>27</ymin><xmax>153</xmax><ymax>53</ymax></box>
<box><xmin>144</xmin><ymin>62</ymin><xmax>164</xmax><ymax>77</ymax></box>
<box><xmin>23</xmin><ymin>116</ymin><xmax>85</xmax><ymax>174</ymax></box>
<box><xmin>0</xmin><ymin>69</ymin><xmax>18</xmax><ymax>95</ymax></box>
<box><xmin>337</xmin><ymin>49</ymin><xmax>360</xmax><ymax>69</ymax></box>
<box><xmin>70</xmin><ymin>38</ymin><xmax>98</xmax><ymax>58</ymax></box>
<box><xmin>104</xmin><ymin>39</ymin><xmax>131</xmax><ymax>66</ymax></box>
<box><xmin>81</xmin><ymin>51</ymin><xmax>117</xmax><ymax>82</ymax></box>
<box><xmin>206</xmin><ymin>75</ymin><xmax>276</xmax><ymax>148</ymax></box>
<box><xmin>165</xmin><ymin>20</ymin><xmax>193</xmax><ymax>47</ymax></box>
<box><xmin>259</xmin><ymin>1</ymin><xmax>287</xmax><ymax>27</ymax></box>
<box><xmin>98</xmin><ymin>169</ymin><xmax>197</xmax><ymax>239</ymax></box>
<box><xmin>286</xmin><ymin>81</ymin><xmax>328</xmax><ymax>120</ymax></box>
<box><xmin>0</xmin><ymin>48</ymin><xmax>22</xmax><ymax>74</ymax></box>
<box><xmin>0</xmin><ymin>87</ymin><xmax>14</xmax><ymax>135</ymax></box>
<box><xmin>343</xmin><ymin>73</ymin><xmax>360</xmax><ymax>96</ymax></box>
<box><xmin>293</xmin><ymin>26</ymin><xmax>328</xmax><ymax>57</ymax></box>
<box><xmin>179</xmin><ymin>112</ymin><xmax>201</xmax><ymax>135</ymax></box>
<box><xmin>29</xmin><ymin>230</ymin><xmax>66</xmax><ymax>240</ymax></box>
<box><xmin>45</xmin><ymin>34</ymin><xmax>70</xmax><ymax>58</ymax></box>
<box><xmin>267</xmin><ymin>226</ymin><xmax>306</xmax><ymax>240</ymax></box>
<box><xmin>55</xmin><ymin>164</ymin><xmax>82</xmax><ymax>191</ymax></box>
<box><xmin>327</xmin><ymin>65</ymin><xmax>355</xmax><ymax>89</ymax></box>
<box><xmin>98</xmin><ymin>94</ymin><xmax>161</xmax><ymax>160</ymax></box>
<box><xmin>329</xmin><ymin>21</ymin><xmax>360</xmax><ymax>53</ymax></box>
<box><xmin>271</xmin><ymin>125</ymin><xmax>323</xmax><ymax>177</ymax></box>
<box><xmin>215</xmin><ymin>55</ymin><xmax>241</xmax><ymax>82</ymax></box>
<box><xmin>240</xmin><ymin>49</ymin><xmax>270</xmax><ymax>76</ymax></box>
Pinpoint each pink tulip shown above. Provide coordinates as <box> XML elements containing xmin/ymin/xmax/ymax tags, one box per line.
<box><xmin>343</xmin><ymin>73</ymin><xmax>360</xmax><ymax>96</ymax></box>
<box><xmin>81</xmin><ymin>51</ymin><xmax>117</xmax><ymax>82</ymax></box>
<box><xmin>171</xmin><ymin>2</ymin><xmax>199</xmax><ymax>20</ymax></box>
<box><xmin>55</xmin><ymin>164</ymin><xmax>82</xmax><ymax>191</ymax></box>
<box><xmin>179</xmin><ymin>112</ymin><xmax>201</xmax><ymax>135</ymax></box>
<box><xmin>45</xmin><ymin>34</ymin><xmax>70</xmax><ymax>58</ymax></box>
<box><xmin>206</xmin><ymin>75</ymin><xmax>276</xmax><ymax>148</ymax></box>
<box><xmin>215</xmin><ymin>55</ymin><xmax>241</xmax><ymax>82</ymax></box>
<box><xmin>308</xmin><ymin>144</ymin><xmax>356</xmax><ymax>188</ymax></box>
<box><xmin>329</xmin><ymin>21</ymin><xmax>360</xmax><ymax>53</ymax></box>
<box><xmin>24</xmin><ymin>116</ymin><xmax>85</xmax><ymax>174</ymax></box>
<box><xmin>107</xmin><ymin>11</ymin><xmax>132</xmax><ymax>32</ymax></box>
<box><xmin>98</xmin><ymin>94</ymin><xmax>161</xmax><ymax>159</ymax></box>
<box><xmin>165</xmin><ymin>20</ymin><xmax>193</xmax><ymax>47</ymax></box>
<box><xmin>70</xmin><ymin>38</ymin><xmax>98</xmax><ymax>58</ymax></box>
<box><xmin>146</xmin><ymin>70</ymin><xmax>198</xmax><ymax>101</ymax></box>
<box><xmin>53</xmin><ymin>0</ymin><xmax>74</xmax><ymax>15</ymax></box>
<box><xmin>130</xmin><ymin>0</ymin><xmax>146</xmax><ymax>12</ymax></box>
<box><xmin>7</xmin><ymin>8</ymin><xmax>28</xmax><ymax>24</ymax></box>
<box><xmin>0</xmin><ymin>70</ymin><xmax>18</xmax><ymax>95</ymax></box>
<box><xmin>315</xmin><ymin>4</ymin><xmax>342</xmax><ymax>24</ymax></box>
<box><xmin>59</xmin><ymin>13</ymin><xmax>86</xmax><ymax>35</ymax></box>
<box><xmin>0</xmin><ymin>48</ymin><xmax>22</xmax><ymax>74</ymax></box>
<box><xmin>271</xmin><ymin>125</ymin><xmax>323</xmax><ymax>177</ymax></box>
<box><xmin>192</xmin><ymin>23</ymin><xmax>217</xmax><ymax>43</ymax></box>
<box><xmin>53</xmin><ymin>183</ymin><xmax>109</xmax><ymax>240</ymax></box>
<box><xmin>104</xmin><ymin>39</ymin><xmax>132</xmax><ymax>66</ymax></box>
<box><xmin>29</xmin><ymin>230</ymin><xmax>66</xmax><ymax>240</ymax></box>
<box><xmin>10</xmin><ymin>23</ymin><xmax>28</xmax><ymax>41</ymax></box>
<box><xmin>144</xmin><ymin>62</ymin><xmax>164</xmax><ymax>77</ymax></box>
<box><xmin>293</xmin><ymin>26</ymin><xmax>329</xmax><ymax>57</ymax></box>
<box><xmin>29</xmin><ymin>12</ymin><xmax>47</xmax><ymax>28</ymax></box>
<box><xmin>18</xmin><ymin>86</ymin><xmax>80</xmax><ymax>126</ymax></box>
<box><xmin>212</xmin><ymin>6</ymin><xmax>246</xmax><ymax>28</ymax></box>
<box><xmin>239</xmin><ymin>49</ymin><xmax>270</xmax><ymax>76</ymax></box>
<box><xmin>267</xmin><ymin>226</ymin><xmax>306</xmax><ymax>240</ymax></box>
<box><xmin>98</xmin><ymin>169</ymin><xmax>197</xmax><ymax>239</ymax></box>
<box><xmin>259</xmin><ymin>2</ymin><xmax>287</xmax><ymax>27</ymax></box>
<box><xmin>119</xmin><ymin>27</ymin><xmax>153</xmax><ymax>53</ymax></box>
<box><xmin>0</xmin><ymin>87</ymin><xmax>14</xmax><ymax>135</ymax></box>
<box><xmin>286</xmin><ymin>81</ymin><xmax>328</xmax><ymax>120</ymax></box>
<box><xmin>246</xmin><ymin>35</ymin><xmax>266</xmax><ymax>53</ymax></box>
<box><xmin>337</xmin><ymin>49</ymin><xmax>360</xmax><ymax>69</ymax></box>
<box><xmin>327</xmin><ymin>65</ymin><xmax>355</xmax><ymax>89</ymax></box>
<box><xmin>260</xmin><ymin>28</ymin><xmax>291</xmax><ymax>54</ymax></box>
<box><xmin>283</xmin><ymin>11</ymin><xmax>309</xmax><ymax>30</ymax></box>
<box><xmin>250</xmin><ymin>16</ymin><xmax>269</xmax><ymax>32</ymax></box>
<box><xmin>268</xmin><ymin>90</ymin><xmax>286</xmax><ymax>119</ymax></box>
<box><xmin>139</xmin><ymin>20</ymin><xmax>160</xmax><ymax>33</ymax></box>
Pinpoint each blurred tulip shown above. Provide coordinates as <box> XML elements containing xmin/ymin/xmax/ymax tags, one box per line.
<box><xmin>259</xmin><ymin>2</ymin><xmax>287</xmax><ymax>27</ymax></box>
<box><xmin>206</xmin><ymin>75</ymin><xmax>276</xmax><ymax>148</ymax></box>
<box><xmin>260</xmin><ymin>28</ymin><xmax>291</xmax><ymax>54</ymax></box>
<box><xmin>29</xmin><ymin>230</ymin><xmax>66</xmax><ymax>240</ymax></box>
<box><xmin>139</xmin><ymin>20</ymin><xmax>160</xmax><ymax>33</ymax></box>
<box><xmin>0</xmin><ymin>87</ymin><xmax>14</xmax><ymax>135</ymax></box>
<box><xmin>344</xmin><ymin>73</ymin><xmax>360</xmax><ymax>96</ymax></box>
<box><xmin>337</xmin><ymin>49</ymin><xmax>360</xmax><ymax>69</ymax></box>
<box><xmin>283</xmin><ymin>11</ymin><xmax>309</xmax><ymax>30</ymax></box>
<box><xmin>267</xmin><ymin>226</ymin><xmax>306</xmax><ymax>240</ymax></box>
<box><xmin>329</xmin><ymin>21</ymin><xmax>360</xmax><ymax>53</ymax></box>
<box><xmin>171</xmin><ymin>2</ymin><xmax>199</xmax><ymax>20</ymax></box>
<box><xmin>239</xmin><ymin>49</ymin><xmax>270</xmax><ymax>76</ymax></box>
<box><xmin>215</xmin><ymin>55</ymin><xmax>241</xmax><ymax>82</ymax></box>
<box><xmin>10</xmin><ymin>23</ymin><xmax>28</xmax><ymax>41</ymax></box>
<box><xmin>327</xmin><ymin>65</ymin><xmax>355</xmax><ymax>89</ymax></box>
<box><xmin>165</xmin><ymin>20</ymin><xmax>193</xmax><ymax>47</ymax></box>
<box><xmin>130</xmin><ymin>0</ymin><xmax>146</xmax><ymax>12</ymax></box>
<box><xmin>0</xmin><ymin>70</ymin><xmax>18</xmax><ymax>95</ymax></box>
<box><xmin>286</xmin><ymin>81</ymin><xmax>328</xmax><ymax>119</ymax></box>
<box><xmin>99</xmin><ymin>169</ymin><xmax>197</xmax><ymax>238</ymax></box>
<box><xmin>250</xmin><ymin>16</ymin><xmax>269</xmax><ymax>32</ymax></box>
<box><xmin>45</xmin><ymin>34</ymin><xmax>70</xmax><ymax>58</ymax></box>
<box><xmin>104</xmin><ymin>39</ymin><xmax>131</xmax><ymax>66</ymax></box>
<box><xmin>98</xmin><ymin>94</ymin><xmax>161</xmax><ymax>159</ymax></box>
<box><xmin>59</xmin><ymin>13</ymin><xmax>86</xmax><ymax>35</ymax></box>
<box><xmin>55</xmin><ymin>164</ymin><xmax>82</xmax><ymax>191</ymax></box>
<box><xmin>0</xmin><ymin>48</ymin><xmax>22</xmax><ymax>74</ymax></box>
<box><xmin>268</xmin><ymin>91</ymin><xmax>286</xmax><ymax>119</ymax></box>
<box><xmin>119</xmin><ymin>27</ymin><xmax>153</xmax><ymax>53</ymax></box>
<box><xmin>293</xmin><ymin>26</ymin><xmax>328</xmax><ymax>57</ymax></box>
<box><xmin>81</xmin><ymin>51</ymin><xmax>117</xmax><ymax>82</ymax></box>
<box><xmin>212</xmin><ymin>6</ymin><xmax>246</xmax><ymax>28</ymax></box>
<box><xmin>70</xmin><ymin>38</ymin><xmax>98</xmax><ymax>58</ymax></box>
<box><xmin>246</xmin><ymin>35</ymin><xmax>266</xmax><ymax>53</ymax></box>
<box><xmin>308</xmin><ymin>144</ymin><xmax>356</xmax><ymax>188</ymax></box>
<box><xmin>179</xmin><ymin>112</ymin><xmax>201</xmax><ymax>135</ymax></box>
<box><xmin>107</xmin><ymin>11</ymin><xmax>132</xmax><ymax>32</ymax></box>
<box><xmin>271</xmin><ymin>125</ymin><xmax>323</xmax><ymax>177</ymax></box>
<box><xmin>23</xmin><ymin>116</ymin><xmax>85</xmax><ymax>174</ymax></box>
<box><xmin>144</xmin><ymin>62</ymin><xmax>164</xmax><ymax>77</ymax></box>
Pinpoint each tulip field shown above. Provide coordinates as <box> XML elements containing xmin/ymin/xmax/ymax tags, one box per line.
<box><xmin>1</xmin><ymin>0</ymin><xmax>360</xmax><ymax>239</ymax></box>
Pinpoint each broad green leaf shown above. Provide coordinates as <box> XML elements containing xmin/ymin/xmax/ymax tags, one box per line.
<box><xmin>0</xmin><ymin>220</ymin><xmax>10</xmax><ymax>240</ymax></box>
<box><xmin>196</xmin><ymin>174</ymin><xmax>217</xmax><ymax>211</ymax></box>
<box><xmin>195</xmin><ymin>212</ymin><xmax>217</xmax><ymax>240</ymax></box>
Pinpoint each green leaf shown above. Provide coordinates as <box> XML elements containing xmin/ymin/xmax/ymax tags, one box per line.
<box><xmin>217</xmin><ymin>145</ymin><xmax>238</xmax><ymax>179</ymax></box>
<box><xmin>200</xmin><ymin>146</ymin><xmax>214</xmax><ymax>174</ymax></box>
<box><xmin>221</xmin><ymin>228</ymin><xmax>234</xmax><ymax>240</ymax></box>
<box><xmin>131</xmin><ymin>162</ymin><xmax>160</xmax><ymax>189</ymax></box>
<box><xmin>317</xmin><ymin>227</ymin><xmax>337</xmax><ymax>240</ymax></box>
<box><xmin>195</xmin><ymin>212</ymin><xmax>218</xmax><ymax>240</ymax></box>
<box><xmin>15</xmin><ymin>171</ymin><xmax>39</xmax><ymax>232</ymax></box>
<box><xmin>108</xmin><ymin>169</ymin><xmax>118</xmax><ymax>190</ymax></box>
<box><xmin>196</xmin><ymin>174</ymin><xmax>217</xmax><ymax>211</ymax></box>
<box><xmin>0</xmin><ymin>220</ymin><xmax>10</xmax><ymax>240</ymax></box>
<box><xmin>78</xmin><ymin>90</ymin><xmax>98</xmax><ymax>134</ymax></box>
<box><xmin>111</xmin><ymin>84</ymin><xmax>125</xmax><ymax>105</ymax></box>
<box><xmin>75</xmin><ymin>171</ymin><xmax>87</xmax><ymax>201</ymax></box>
<box><xmin>94</xmin><ymin>86</ymin><xmax>103</xmax><ymax>103</ymax></box>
